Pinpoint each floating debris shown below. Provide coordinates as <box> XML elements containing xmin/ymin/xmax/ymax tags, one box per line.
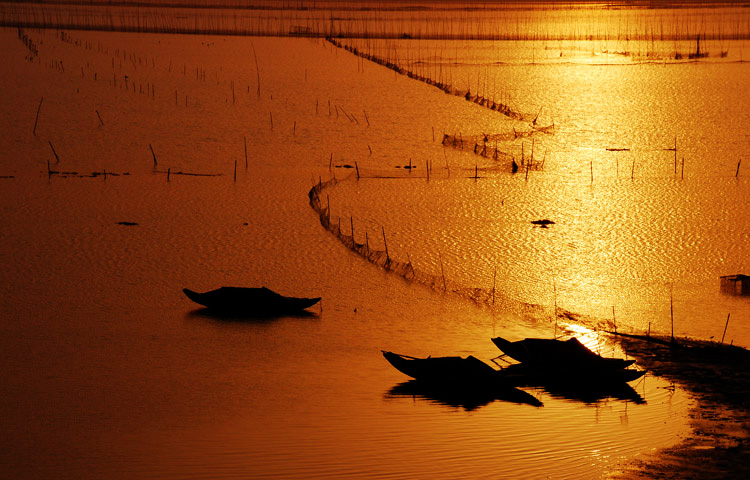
<box><xmin>116</xmin><ymin>221</ymin><xmax>138</xmax><ymax>226</ymax></box>
<box><xmin>531</xmin><ymin>219</ymin><xmax>555</xmax><ymax>227</ymax></box>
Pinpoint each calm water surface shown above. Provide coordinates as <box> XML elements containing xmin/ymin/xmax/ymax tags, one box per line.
<box><xmin>1</xmin><ymin>3</ymin><xmax>748</xmax><ymax>479</ymax></box>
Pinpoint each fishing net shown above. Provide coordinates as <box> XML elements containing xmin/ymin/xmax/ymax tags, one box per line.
<box><xmin>328</xmin><ymin>38</ymin><xmax>543</xmax><ymax>124</ymax></box>
<box><xmin>307</xmin><ymin>175</ymin><xmax>606</xmax><ymax>325</ymax></box>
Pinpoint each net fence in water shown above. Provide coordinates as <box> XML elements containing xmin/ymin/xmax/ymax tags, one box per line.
<box><xmin>327</xmin><ymin>37</ymin><xmax>557</xmax><ymax>127</ymax></box>
<box><xmin>307</xmin><ymin>174</ymin><xmax>611</xmax><ymax>330</ymax></box>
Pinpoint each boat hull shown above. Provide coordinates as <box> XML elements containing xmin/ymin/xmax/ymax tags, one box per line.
<box><xmin>183</xmin><ymin>286</ymin><xmax>320</xmax><ymax>315</ymax></box>
<box><xmin>382</xmin><ymin>351</ymin><xmax>543</xmax><ymax>407</ymax></box>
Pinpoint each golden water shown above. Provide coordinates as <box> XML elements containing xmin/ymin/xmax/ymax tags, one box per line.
<box><xmin>2</xmin><ymin>2</ymin><xmax>749</xmax><ymax>479</ymax></box>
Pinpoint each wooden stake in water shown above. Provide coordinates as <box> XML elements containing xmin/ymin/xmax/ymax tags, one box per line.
<box><xmin>553</xmin><ymin>277</ymin><xmax>558</xmax><ymax>323</ymax></box>
<box><xmin>721</xmin><ymin>313</ymin><xmax>731</xmax><ymax>345</ymax></box>
<box><xmin>33</xmin><ymin>97</ymin><xmax>43</xmax><ymax>135</ymax></box>
<box><xmin>670</xmin><ymin>287</ymin><xmax>675</xmax><ymax>343</ymax></box>
<box><xmin>737</xmin><ymin>159</ymin><xmax>742</xmax><ymax>178</ymax></box>
<box><xmin>406</xmin><ymin>252</ymin><xmax>416</xmax><ymax>278</ymax></box>
<box><xmin>244</xmin><ymin>136</ymin><xmax>248</xmax><ymax>169</ymax></box>
<box><xmin>234</xmin><ymin>159</ymin><xmax>237</xmax><ymax>182</ymax></box>
<box><xmin>382</xmin><ymin>227</ymin><xmax>390</xmax><ymax>264</ymax></box>
<box><xmin>149</xmin><ymin>143</ymin><xmax>157</xmax><ymax>167</ymax></box>
<box><xmin>439</xmin><ymin>251</ymin><xmax>447</xmax><ymax>292</ymax></box>
<box><xmin>250</xmin><ymin>39</ymin><xmax>261</xmax><ymax>98</ymax></box>
<box><xmin>492</xmin><ymin>265</ymin><xmax>497</xmax><ymax>305</ymax></box>
<box><xmin>96</xmin><ymin>110</ymin><xmax>104</xmax><ymax>126</ymax></box>
<box><xmin>613</xmin><ymin>305</ymin><xmax>617</xmax><ymax>333</ymax></box>
<box><xmin>48</xmin><ymin>140</ymin><xmax>60</xmax><ymax>163</ymax></box>
<box><xmin>355</xmin><ymin>161</ymin><xmax>360</xmax><ymax>180</ymax></box>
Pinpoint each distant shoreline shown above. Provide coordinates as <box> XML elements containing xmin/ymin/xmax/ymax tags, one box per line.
<box><xmin>4</xmin><ymin>0</ymin><xmax>750</xmax><ymax>40</ymax></box>
<box><xmin>2</xmin><ymin>0</ymin><xmax>746</xmax><ymax>12</ymax></box>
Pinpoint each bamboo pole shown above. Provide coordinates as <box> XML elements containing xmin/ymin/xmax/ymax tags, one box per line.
<box><xmin>48</xmin><ymin>140</ymin><xmax>60</xmax><ymax>163</ymax></box>
<box><xmin>670</xmin><ymin>287</ymin><xmax>675</xmax><ymax>343</ymax></box>
<box><xmin>613</xmin><ymin>305</ymin><xmax>617</xmax><ymax>333</ymax></box>
<box><xmin>96</xmin><ymin>110</ymin><xmax>104</xmax><ymax>126</ymax></box>
<box><xmin>439</xmin><ymin>252</ymin><xmax>447</xmax><ymax>292</ymax></box>
<box><xmin>33</xmin><ymin>97</ymin><xmax>43</xmax><ymax>135</ymax></box>
<box><xmin>149</xmin><ymin>143</ymin><xmax>157</xmax><ymax>167</ymax></box>
<box><xmin>382</xmin><ymin>227</ymin><xmax>390</xmax><ymax>263</ymax></box>
<box><xmin>737</xmin><ymin>159</ymin><xmax>742</xmax><ymax>178</ymax></box>
<box><xmin>721</xmin><ymin>313</ymin><xmax>731</xmax><ymax>345</ymax></box>
<box><xmin>492</xmin><ymin>265</ymin><xmax>496</xmax><ymax>305</ymax></box>
<box><xmin>406</xmin><ymin>252</ymin><xmax>416</xmax><ymax>278</ymax></box>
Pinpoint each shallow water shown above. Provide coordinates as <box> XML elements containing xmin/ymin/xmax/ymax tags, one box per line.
<box><xmin>2</xmin><ymin>3</ymin><xmax>749</xmax><ymax>479</ymax></box>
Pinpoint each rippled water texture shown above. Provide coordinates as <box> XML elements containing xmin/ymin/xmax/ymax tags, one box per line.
<box><xmin>1</xmin><ymin>2</ymin><xmax>749</xmax><ymax>479</ymax></box>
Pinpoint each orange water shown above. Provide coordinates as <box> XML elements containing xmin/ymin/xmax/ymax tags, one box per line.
<box><xmin>2</xmin><ymin>3</ymin><xmax>749</xmax><ymax>478</ymax></box>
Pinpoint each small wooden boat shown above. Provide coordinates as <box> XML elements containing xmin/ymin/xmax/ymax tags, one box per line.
<box><xmin>491</xmin><ymin>336</ymin><xmax>635</xmax><ymax>371</ymax></box>
<box><xmin>383</xmin><ymin>351</ymin><xmax>499</xmax><ymax>383</ymax></box>
<box><xmin>183</xmin><ymin>286</ymin><xmax>320</xmax><ymax>315</ymax></box>
<box><xmin>382</xmin><ymin>351</ymin><xmax>543</xmax><ymax>407</ymax></box>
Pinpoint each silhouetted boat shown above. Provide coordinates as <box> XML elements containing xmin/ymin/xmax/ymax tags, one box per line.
<box><xmin>183</xmin><ymin>286</ymin><xmax>320</xmax><ymax>315</ymax></box>
<box><xmin>382</xmin><ymin>351</ymin><xmax>543</xmax><ymax>407</ymax></box>
<box><xmin>491</xmin><ymin>336</ymin><xmax>646</xmax><ymax>400</ymax></box>
<box><xmin>491</xmin><ymin>336</ymin><xmax>636</xmax><ymax>371</ymax></box>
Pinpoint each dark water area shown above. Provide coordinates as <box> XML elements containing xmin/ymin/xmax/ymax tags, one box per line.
<box><xmin>1</xmin><ymin>2</ymin><xmax>749</xmax><ymax>479</ymax></box>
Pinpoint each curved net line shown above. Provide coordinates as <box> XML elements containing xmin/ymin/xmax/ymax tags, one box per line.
<box><xmin>308</xmin><ymin>175</ymin><xmax>611</xmax><ymax>329</ymax></box>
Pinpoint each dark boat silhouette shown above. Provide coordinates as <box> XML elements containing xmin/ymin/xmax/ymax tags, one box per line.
<box><xmin>382</xmin><ymin>351</ymin><xmax>543</xmax><ymax>407</ymax></box>
<box><xmin>183</xmin><ymin>286</ymin><xmax>320</xmax><ymax>315</ymax></box>
<box><xmin>491</xmin><ymin>336</ymin><xmax>636</xmax><ymax>371</ymax></box>
<box><xmin>491</xmin><ymin>336</ymin><xmax>646</xmax><ymax>402</ymax></box>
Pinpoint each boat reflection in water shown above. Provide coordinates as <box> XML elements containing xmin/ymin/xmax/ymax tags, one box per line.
<box><xmin>385</xmin><ymin>380</ymin><xmax>541</xmax><ymax>411</ymax></box>
<box><xmin>491</xmin><ymin>336</ymin><xmax>647</xmax><ymax>404</ymax></box>
<box><xmin>186</xmin><ymin>306</ymin><xmax>320</xmax><ymax>323</ymax></box>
